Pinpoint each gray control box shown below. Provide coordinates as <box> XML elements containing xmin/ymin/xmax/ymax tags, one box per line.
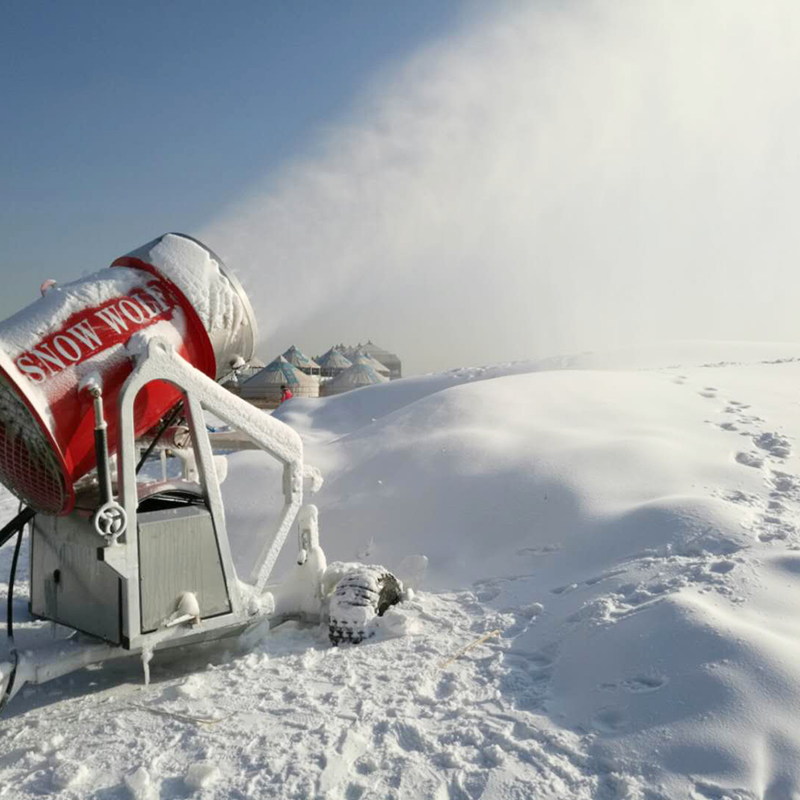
<box><xmin>138</xmin><ymin>505</ymin><xmax>231</xmax><ymax>633</ymax></box>
<box><xmin>30</xmin><ymin>513</ymin><xmax>121</xmax><ymax>644</ymax></box>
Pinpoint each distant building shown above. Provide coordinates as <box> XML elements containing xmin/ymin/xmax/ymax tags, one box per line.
<box><xmin>352</xmin><ymin>351</ymin><xmax>391</xmax><ymax>379</ymax></box>
<box><xmin>283</xmin><ymin>345</ymin><xmax>321</xmax><ymax>376</ymax></box>
<box><xmin>354</xmin><ymin>341</ymin><xmax>401</xmax><ymax>380</ymax></box>
<box><xmin>316</xmin><ymin>347</ymin><xmax>353</xmax><ymax>378</ymax></box>
<box><xmin>322</xmin><ymin>360</ymin><xmax>389</xmax><ymax>396</ymax></box>
<box><xmin>339</xmin><ymin>341</ymin><xmax>401</xmax><ymax>380</ymax></box>
<box><xmin>239</xmin><ymin>355</ymin><xmax>319</xmax><ymax>408</ymax></box>
<box><xmin>229</xmin><ymin>341</ymin><xmax>402</xmax><ymax>405</ymax></box>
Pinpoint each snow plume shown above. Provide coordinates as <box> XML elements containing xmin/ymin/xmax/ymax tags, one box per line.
<box><xmin>201</xmin><ymin>1</ymin><xmax>800</xmax><ymax>374</ymax></box>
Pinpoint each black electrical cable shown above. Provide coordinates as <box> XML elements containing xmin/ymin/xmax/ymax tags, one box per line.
<box><xmin>135</xmin><ymin>401</ymin><xmax>184</xmax><ymax>474</ymax></box>
<box><xmin>3</xmin><ymin>507</ymin><xmax>33</xmax><ymax>641</ymax></box>
<box><xmin>0</xmin><ymin>510</ymin><xmax>29</xmax><ymax>711</ymax></box>
<box><xmin>6</xmin><ymin>528</ymin><xmax>23</xmax><ymax>642</ymax></box>
<box><xmin>0</xmin><ymin>507</ymin><xmax>34</xmax><ymax>550</ymax></box>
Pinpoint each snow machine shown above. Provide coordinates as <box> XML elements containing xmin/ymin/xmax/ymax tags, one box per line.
<box><xmin>0</xmin><ymin>234</ymin><xmax>401</xmax><ymax>710</ymax></box>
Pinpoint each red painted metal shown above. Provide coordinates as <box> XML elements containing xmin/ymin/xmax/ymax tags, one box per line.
<box><xmin>0</xmin><ymin>234</ymin><xmax>244</xmax><ymax>515</ymax></box>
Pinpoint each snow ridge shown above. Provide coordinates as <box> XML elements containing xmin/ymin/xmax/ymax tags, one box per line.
<box><xmin>1</xmin><ymin>344</ymin><xmax>800</xmax><ymax>797</ymax></box>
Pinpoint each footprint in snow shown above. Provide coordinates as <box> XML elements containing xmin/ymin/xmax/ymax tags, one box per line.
<box><xmin>770</xmin><ymin>470</ymin><xmax>800</xmax><ymax>499</ymax></box>
<box><xmin>735</xmin><ymin>451</ymin><xmax>764</xmax><ymax>469</ymax></box>
<box><xmin>474</xmin><ymin>586</ymin><xmax>501</xmax><ymax>603</ymax></box>
<box><xmin>623</xmin><ymin>675</ymin><xmax>667</xmax><ymax>692</ymax></box>
<box><xmin>738</xmin><ymin>413</ymin><xmax>765</xmax><ymax>424</ymax></box>
<box><xmin>693</xmin><ymin>779</ymin><xmax>754</xmax><ymax>800</ymax></box>
<box><xmin>757</xmin><ymin>523</ymin><xmax>794</xmax><ymax>543</ymax></box>
<box><xmin>752</xmin><ymin>431</ymin><xmax>792</xmax><ymax>459</ymax></box>
<box><xmin>584</xmin><ymin>568</ymin><xmax>628</xmax><ymax>587</ymax></box>
<box><xmin>516</xmin><ymin>544</ymin><xmax>561</xmax><ymax>557</ymax></box>
<box><xmin>722</xmin><ymin>489</ymin><xmax>760</xmax><ymax>506</ymax></box>
<box><xmin>708</xmin><ymin>559</ymin><xmax>736</xmax><ymax>574</ymax></box>
<box><xmin>600</xmin><ymin>675</ymin><xmax>667</xmax><ymax>694</ymax></box>
<box><xmin>592</xmin><ymin>706</ymin><xmax>628</xmax><ymax>732</ymax></box>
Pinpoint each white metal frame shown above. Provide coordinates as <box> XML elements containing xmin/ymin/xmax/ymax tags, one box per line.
<box><xmin>1</xmin><ymin>337</ymin><xmax>325</xmax><ymax>706</ymax></box>
<box><xmin>103</xmin><ymin>337</ymin><xmax>309</xmax><ymax>649</ymax></box>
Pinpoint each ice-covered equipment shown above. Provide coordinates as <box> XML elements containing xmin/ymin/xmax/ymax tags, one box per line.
<box><xmin>0</xmin><ymin>233</ymin><xmax>257</xmax><ymax>515</ymax></box>
<box><xmin>0</xmin><ymin>233</ymin><xmax>403</xmax><ymax>710</ymax></box>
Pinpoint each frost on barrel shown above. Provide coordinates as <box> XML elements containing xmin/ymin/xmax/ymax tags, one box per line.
<box><xmin>0</xmin><ymin>233</ymin><xmax>256</xmax><ymax>515</ymax></box>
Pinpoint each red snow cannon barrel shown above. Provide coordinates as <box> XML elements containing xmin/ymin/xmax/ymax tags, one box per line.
<box><xmin>0</xmin><ymin>233</ymin><xmax>257</xmax><ymax>515</ymax></box>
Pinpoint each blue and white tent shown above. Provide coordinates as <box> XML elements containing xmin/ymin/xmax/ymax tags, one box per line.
<box><xmin>316</xmin><ymin>347</ymin><xmax>352</xmax><ymax>377</ymax></box>
<box><xmin>322</xmin><ymin>360</ymin><xmax>389</xmax><ymax>396</ymax></box>
<box><xmin>356</xmin><ymin>340</ymin><xmax>401</xmax><ymax>379</ymax></box>
<box><xmin>240</xmin><ymin>355</ymin><xmax>319</xmax><ymax>405</ymax></box>
<box><xmin>283</xmin><ymin>345</ymin><xmax>321</xmax><ymax>375</ymax></box>
<box><xmin>352</xmin><ymin>351</ymin><xmax>391</xmax><ymax>378</ymax></box>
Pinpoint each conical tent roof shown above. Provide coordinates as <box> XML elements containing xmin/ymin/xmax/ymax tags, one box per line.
<box><xmin>324</xmin><ymin>361</ymin><xmax>389</xmax><ymax>394</ymax></box>
<box><xmin>340</xmin><ymin>344</ymin><xmax>361</xmax><ymax>360</ymax></box>
<box><xmin>240</xmin><ymin>355</ymin><xmax>312</xmax><ymax>390</ymax></box>
<box><xmin>353</xmin><ymin>351</ymin><xmax>390</xmax><ymax>376</ymax></box>
<box><xmin>317</xmin><ymin>347</ymin><xmax>352</xmax><ymax>370</ymax></box>
<box><xmin>283</xmin><ymin>345</ymin><xmax>320</xmax><ymax>371</ymax></box>
<box><xmin>354</xmin><ymin>341</ymin><xmax>400</xmax><ymax>377</ymax></box>
<box><xmin>358</xmin><ymin>340</ymin><xmax>393</xmax><ymax>359</ymax></box>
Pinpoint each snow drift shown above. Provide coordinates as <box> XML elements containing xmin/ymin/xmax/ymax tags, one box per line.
<box><xmin>1</xmin><ymin>341</ymin><xmax>799</xmax><ymax>798</ymax></box>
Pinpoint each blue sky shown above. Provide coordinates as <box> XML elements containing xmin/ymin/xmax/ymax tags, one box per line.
<box><xmin>3</xmin><ymin>2</ymin><xmax>799</xmax><ymax>373</ymax></box>
<box><xmin>0</xmin><ymin>2</ymin><xmax>464</xmax><ymax>319</ymax></box>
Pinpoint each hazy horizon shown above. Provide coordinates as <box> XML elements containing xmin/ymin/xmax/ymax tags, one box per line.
<box><xmin>201</xmin><ymin>0</ymin><xmax>800</xmax><ymax>375</ymax></box>
<box><xmin>3</xmin><ymin>2</ymin><xmax>799</xmax><ymax>377</ymax></box>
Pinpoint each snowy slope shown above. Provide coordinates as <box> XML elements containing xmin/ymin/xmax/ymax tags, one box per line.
<box><xmin>1</xmin><ymin>342</ymin><xmax>799</xmax><ymax>798</ymax></box>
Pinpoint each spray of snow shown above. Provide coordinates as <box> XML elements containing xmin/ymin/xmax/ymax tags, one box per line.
<box><xmin>201</xmin><ymin>0</ymin><xmax>800</xmax><ymax>373</ymax></box>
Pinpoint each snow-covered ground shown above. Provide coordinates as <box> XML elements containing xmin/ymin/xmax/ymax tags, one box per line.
<box><xmin>1</xmin><ymin>341</ymin><xmax>799</xmax><ymax>798</ymax></box>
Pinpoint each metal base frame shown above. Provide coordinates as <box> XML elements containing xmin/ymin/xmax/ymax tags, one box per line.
<box><xmin>1</xmin><ymin>337</ymin><xmax>326</xmax><ymax>707</ymax></box>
